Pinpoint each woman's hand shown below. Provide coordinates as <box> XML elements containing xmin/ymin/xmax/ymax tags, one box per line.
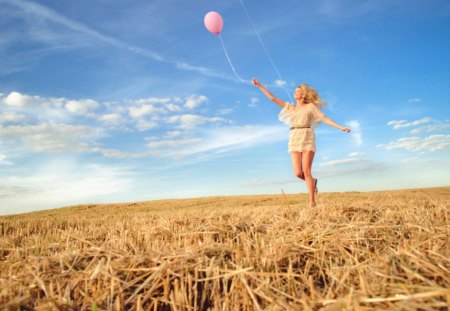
<box><xmin>341</xmin><ymin>127</ymin><xmax>351</xmax><ymax>133</ymax></box>
<box><xmin>252</xmin><ymin>78</ymin><xmax>260</xmax><ymax>87</ymax></box>
<box><xmin>251</xmin><ymin>78</ymin><xmax>284</xmax><ymax>107</ymax></box>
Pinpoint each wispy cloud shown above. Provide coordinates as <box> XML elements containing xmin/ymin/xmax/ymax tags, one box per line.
<box><xmin>217</xmin><ymin>108</ymin><xmax>234</xmax><ymax>115</ymax></box>
<box><xmin>387</xmin><ymin>117</ymin><xmax>431</xmax><ymax>129</ymax></box>
<box><xmin>2</xmin><ymin>0</ymin><xmax>164</xmax><ymax>59</ymax></box>
<box><xmin>65</xmin><ymin>99</ymin><xmax>99</xmax><ymax>116</ymax></box>
<box><xmin>400</xmin><ymin>157</ymin><xmax>437</xmax><ymax>164</ymax></box>
<box><xmin>249</xmin><ymin>97</ymin><xmax>259</xmax><ymax>108</ymax></box>
<box><xmin>0</xmin><ymin>159</ymin><xmax>134</xmax><ymax>215</ymax></box>
<box><xmin>410</xmin><ymin>123</ymin><xmax>450</xmax><ymax>135</ymax></box>
<box><xmin>0</xmin><ymin>154</ymin><xmax>13</xmax><ymax>165</ymax></box>
<box><xmin>184</xmin><ymin>95</ymin><xmax>208</xmax><ymax>109</ymax></box>
<box><xmin>165</xmin><ymin>115</ymin><xmax>229</xmax><ymax>130</ymax></box>
<box><xmin>348</xmin><ymin>152</ymin><xmax>365</xmax><ymax>157</ymax></box>
<box><xmin>145</xmin><ymin>125</ymin><xmax>286</xmax><ymax>159</ymax></box>
<box><xmin>377</xmin><ymin>134</ymin><xmax>450</xmax><ymax>152</ymax></box>
<box><xmin>240</xmin><ymin>177</ymin><xmax>292</xmax><ymax>187</ymax></box>
<box><xmin>0</xmin><ymin>91</ymin><xmax>219</xmax><ymax>132</ymax></box>
<box><xmin>408</xmin><ymin>98</ymin><xmax>422</xmax><ymax>103</ymax></box>
<box><xmin>346</xmin><ymin>120</ymin><xmax>362</xmax><ymax>146</ymax></box>
<box><xmin>315</xmin><ymin>149</ymin><xmax>389</xmax><ymax>177</ymax></box>
<box><xmin>0</xmin><ymin>91</ymin><xmax>287</xmax><ymax>161</ymax></box>
<box><xmin>274</xmin><ymin>80</ymin><xmax>287</xmax><ymax>88</ymax></box>
<box><xmin>0</xmin><ymin>0</ymin><xmax>231</xmax><ymax>80</ymax></box>
<box><xmin>319</xmin><ymin>157</ymin><xmax>366</xmax><ymax>168</ymax></box>
<box><xmin>382</xmin><ymin>116</ymin><xmax>450</xmax><ymax>152</ymax></box>
<box><xmin>0</xmin><ymin>112</ymin><xmax>26</xmax><ymax>123</ymax></box>
<box><xmin>315</xmin><ymin>162</ymin><xmax>390</xmax><ymax>178</ymax></box>
<box><xmin>0</xmin><ymin>123</ymin><xmax>104</xmax><ymax>153</ymax></box>
<box><xmin>317</xmin><ymin>0</ymin><xmax>386</xmax><ymax>19</ymax></box>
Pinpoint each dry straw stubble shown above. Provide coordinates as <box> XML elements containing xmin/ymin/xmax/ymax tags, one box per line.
<box><xmin>0</xmin><ymin>187</ymin><xmax>449</xmax><ymax>310</ymax></box>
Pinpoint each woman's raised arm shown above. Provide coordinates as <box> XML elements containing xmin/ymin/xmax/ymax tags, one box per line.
<box><xmin>252</xmin><ymin>78</ymin><xmax>286</xmax><ymax>108</ymax></box>
<box><xmin>322</xmin><ymin>116</ymin><xmax>351</xmax><ymax>133</ymax></box>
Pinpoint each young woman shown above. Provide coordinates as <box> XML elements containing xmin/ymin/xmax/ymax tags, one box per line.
<box><xmin>252</xmin><ymin>78</ymin><xmax>351</xmax><ymax>207</ymax></box>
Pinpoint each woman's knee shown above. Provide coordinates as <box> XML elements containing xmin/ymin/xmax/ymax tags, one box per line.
<box><xmin>294</xmin><ymin>171</ymin><xmax>304</xmax><ymax>179</ymax></box>
<box><xmin>303</xmin><ymin>170</ymin><xmax>312</xmax><ymax>178</ymax></box>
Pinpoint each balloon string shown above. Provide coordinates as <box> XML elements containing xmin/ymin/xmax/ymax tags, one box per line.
<box><xmin>218</xmin><ymin>35</ymin><xmax>248</xmax><ymax>84</ymax></box>
<box><xmin>239</xmin><ymin>0</ymin><xmax>293</xmax><ymax>103</ymax></box>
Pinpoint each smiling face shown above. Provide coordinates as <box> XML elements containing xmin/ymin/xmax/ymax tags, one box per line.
<box><xmin>294</xmin><ymin>84</ymin><xmax>305</xmax><ymax>101</ymax></box>
<box><xmin>293</xmin><ymin>83</ymin><xmax>324</xmax><ymax>107</ymax></box>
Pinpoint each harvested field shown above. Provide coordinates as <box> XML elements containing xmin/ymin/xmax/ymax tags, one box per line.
<box><xmin>1</xmin><ymin>187</ymin><xmax>449</xmax><ymax>310</ymax></box>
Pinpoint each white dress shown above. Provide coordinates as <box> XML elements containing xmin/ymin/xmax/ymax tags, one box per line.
<box><xmin>278</xmin><ymin>102</ymin><xmax>325</xmax><ymax>153</ymax></box>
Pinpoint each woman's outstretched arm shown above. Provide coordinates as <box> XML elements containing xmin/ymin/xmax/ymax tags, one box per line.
<box><xmin>252</xmin><ymin>78</ymin><xmax>286</xmax><ymax>108</ymax></box>
<box><xmin>311</xmin><ymin>103</ymin><xmax>351</xmax><ymax>133</ymax></box>
<box><xmin>322</xmin><ymin>116</ymin><xmax>351</xmax><ymax>133</ymax></box>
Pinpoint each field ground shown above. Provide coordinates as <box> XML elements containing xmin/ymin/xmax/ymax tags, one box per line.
<box><xmin>1</xmin><ymin>186</ymin><xmax>449</xmax><ymax>310</ymax></box>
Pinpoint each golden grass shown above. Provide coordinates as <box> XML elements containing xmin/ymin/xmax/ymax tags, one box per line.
<box><xmin>0</xmin><ymin>186</ymin><xmax>449</xmax><ymax>310</ymax></box>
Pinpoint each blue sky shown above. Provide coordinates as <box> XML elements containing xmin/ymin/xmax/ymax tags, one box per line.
<box><xmin>1</xmin><ymin>0</ymin><xmax>449</xmax><ymax>215</ymax></box>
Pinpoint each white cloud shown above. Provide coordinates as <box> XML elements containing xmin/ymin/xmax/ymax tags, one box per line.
<box><xmin>165</xmin><ymin>114</ymin><xmax>227</xmax><ymax>129</ymax></box>
<box><xmin>129</xmin><ymin>104</ymin><xmax>165</xmax><ymax>118</ymax></box>
<box><xmin>65</xmin><ymin>99</ymin><xmax>99</xmax><ymax>115</ymax></box>
<box><xmin>0</xmin><ymin>112</ymin><xmax>26</xmax><ymax>123</ymax></box>
<box><xmin>319</xmin><ymin>157</ymin><xmax>366</xmax><ymax>167</ymax></box>
<box><xmin>348</xmin><ymin>152</ymin><xmax>365</xmax><ymax>157</ymax></box>
<box><xmin>249</xmin><ymin>97</ymin><xmax>259</xmax><ymax>108</ymax></box>
<box><xmin>410</xmin><ymin>123</ymin><xmax>450</xmax><ymax>135</ymax></box>
<box><xmin>47</xmin><ymin>98</ymin><xmax>65</xmax><ymax>108</ymax></box>
<box><xmin>387</xmin><ymin>117</ymin><xmax>431</xmax><ymax>129</ymax></box>
<box><xmin>164</xmin><ymin>131</ymin><xmax>182</xmax><ymax>138</ymax></box>
<box><xmin>1</xmin><ymin>91</ymin><xmax>103</xmax><ymax>122</ymax></box>
<box><xmin>0</xmin><ymin>91</ymin><xmax>229</xmax><ymax>157</ymax></box>
<box><xmin>274</xmin><ymin>80</ymin><xmax>287</xmax><ymax>88</ymax></box>
<box><xmin>0</xmin><ymin>159</ymin><xmax>133</xmax><ymax>215</ymax></box>
<box><xmin>408</xmin><ymin>98</ymin><xmax>421</xmax><ymax>103</ymax></box>
<box><xmin>147</xmin><ymin>137</ymin><xmax>202</xmax><ymax>149</ymax></box>
<box><xmin>3</xmin><ymin>91</ymin><xmax>37</xmax><ymax>107</ymax></box>
<box><xmin>315</xmin><ymin>162</ymin><xmax>390</xmax><ymax>178</ymax></box>
<box><xmin>98</xmin><ymin>113</ymin><xmax>123</xmax><ymax>124</ymax></box>
<box><xmin>0</xmin><ymin>123</ymin><xmax>148</xmax><ymax>159</ymax></box>
<box><xmin>0</xmin><ymin>90</ymin><xmax>288</xmax><ymax>161</ymax></box>
<box><xmin>137</xmin><ymin>97</ymin><xmax>171</xmax><ymax>105</ymax></box>
<box><xmin>377</xmin><ymin>134</ymin><xmax>450</xmax><ymax>152</ymax></box>
<box><xmin>0</xmin><ymin>154</ymin><xmax>13</xmax><ymax>165</ymax></box>
<box><xmin>90</xmin><ymin>147</ymin><xmax>145</xmax><ymax>159</ymax></box>
<box><xmin>0</xmin><ymin>91</ymin><xmax>219</xmax><ymax>134</ymax></box>
<box><xmin>400</xmin><ymin>157</ymin><xmax>437</xmax><ymax>164</ymax></box>
<box><xmin>0</xmin><ymin>123</ymin><xmax>103</xmax><ymax>153</ymax></box>
<box><xmin>166</xmin><ymin>104</ymin><xmax>182</xmax><ymax>112</ymax></box>
<box><xmin>136</xmin><ymin>120</ymin><xmax>158</xmax><ymax>132</ymax></box>
<box><xmin>346</xmin><ymin>120</ymin><xmax>362</xmax><ymax>146</ymax></box>
<box><xmin>217</xmin><ymin>108</ymin><xmax>234</xmax><ymax>115</ymax></box>
<box><xmin>240</xmin><ymin>178</ymin><xmax>291</xmax><ymax>187</ymax></box>
<box><xmin>184</xmin><ymin>95</ymin><xmax>207</xmax><ymax>109</ymax></box>
<box><xmin>145</xmin><ymin>125</ymin><xmax>286</xmax><ymax>158</ymax></box>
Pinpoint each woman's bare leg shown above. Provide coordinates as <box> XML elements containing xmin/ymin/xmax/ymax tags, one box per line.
<box><xmin>290</xmin><ymin>152</ymin><xmax>305</xmax><ymax>180</ymax></box>
<box><xmin>302</xmin><ymin>151</ymin><xmax>316</xmax><ymax>206</ymax></box>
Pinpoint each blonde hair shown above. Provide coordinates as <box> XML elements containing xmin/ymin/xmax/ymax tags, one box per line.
<box><xmin>299</xmin><ymin>83</ymin><xmax>325</xmax><ymax>108</ymax></box>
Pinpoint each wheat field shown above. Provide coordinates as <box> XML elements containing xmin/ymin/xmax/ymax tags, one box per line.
<box><xmin>0</xmin><ymin>187</ymin><xmax>449</xmax><ymax>310</ymax></box>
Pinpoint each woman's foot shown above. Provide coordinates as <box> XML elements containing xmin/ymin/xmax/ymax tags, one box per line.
<box><xmin>309</xmin><ymin>201</ymin><xmax>316</xmax><ymax>208</ymax></box>
<box><xmin>314</xmin><ymin>178</ymin><xmax>318</xmax><ymax>194</ymax></box>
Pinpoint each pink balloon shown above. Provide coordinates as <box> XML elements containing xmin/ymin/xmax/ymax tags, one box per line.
<box><xmin>204</xmin><ymin>11</ymin><xmax>223</xmax><ymax>35</ymax></box>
